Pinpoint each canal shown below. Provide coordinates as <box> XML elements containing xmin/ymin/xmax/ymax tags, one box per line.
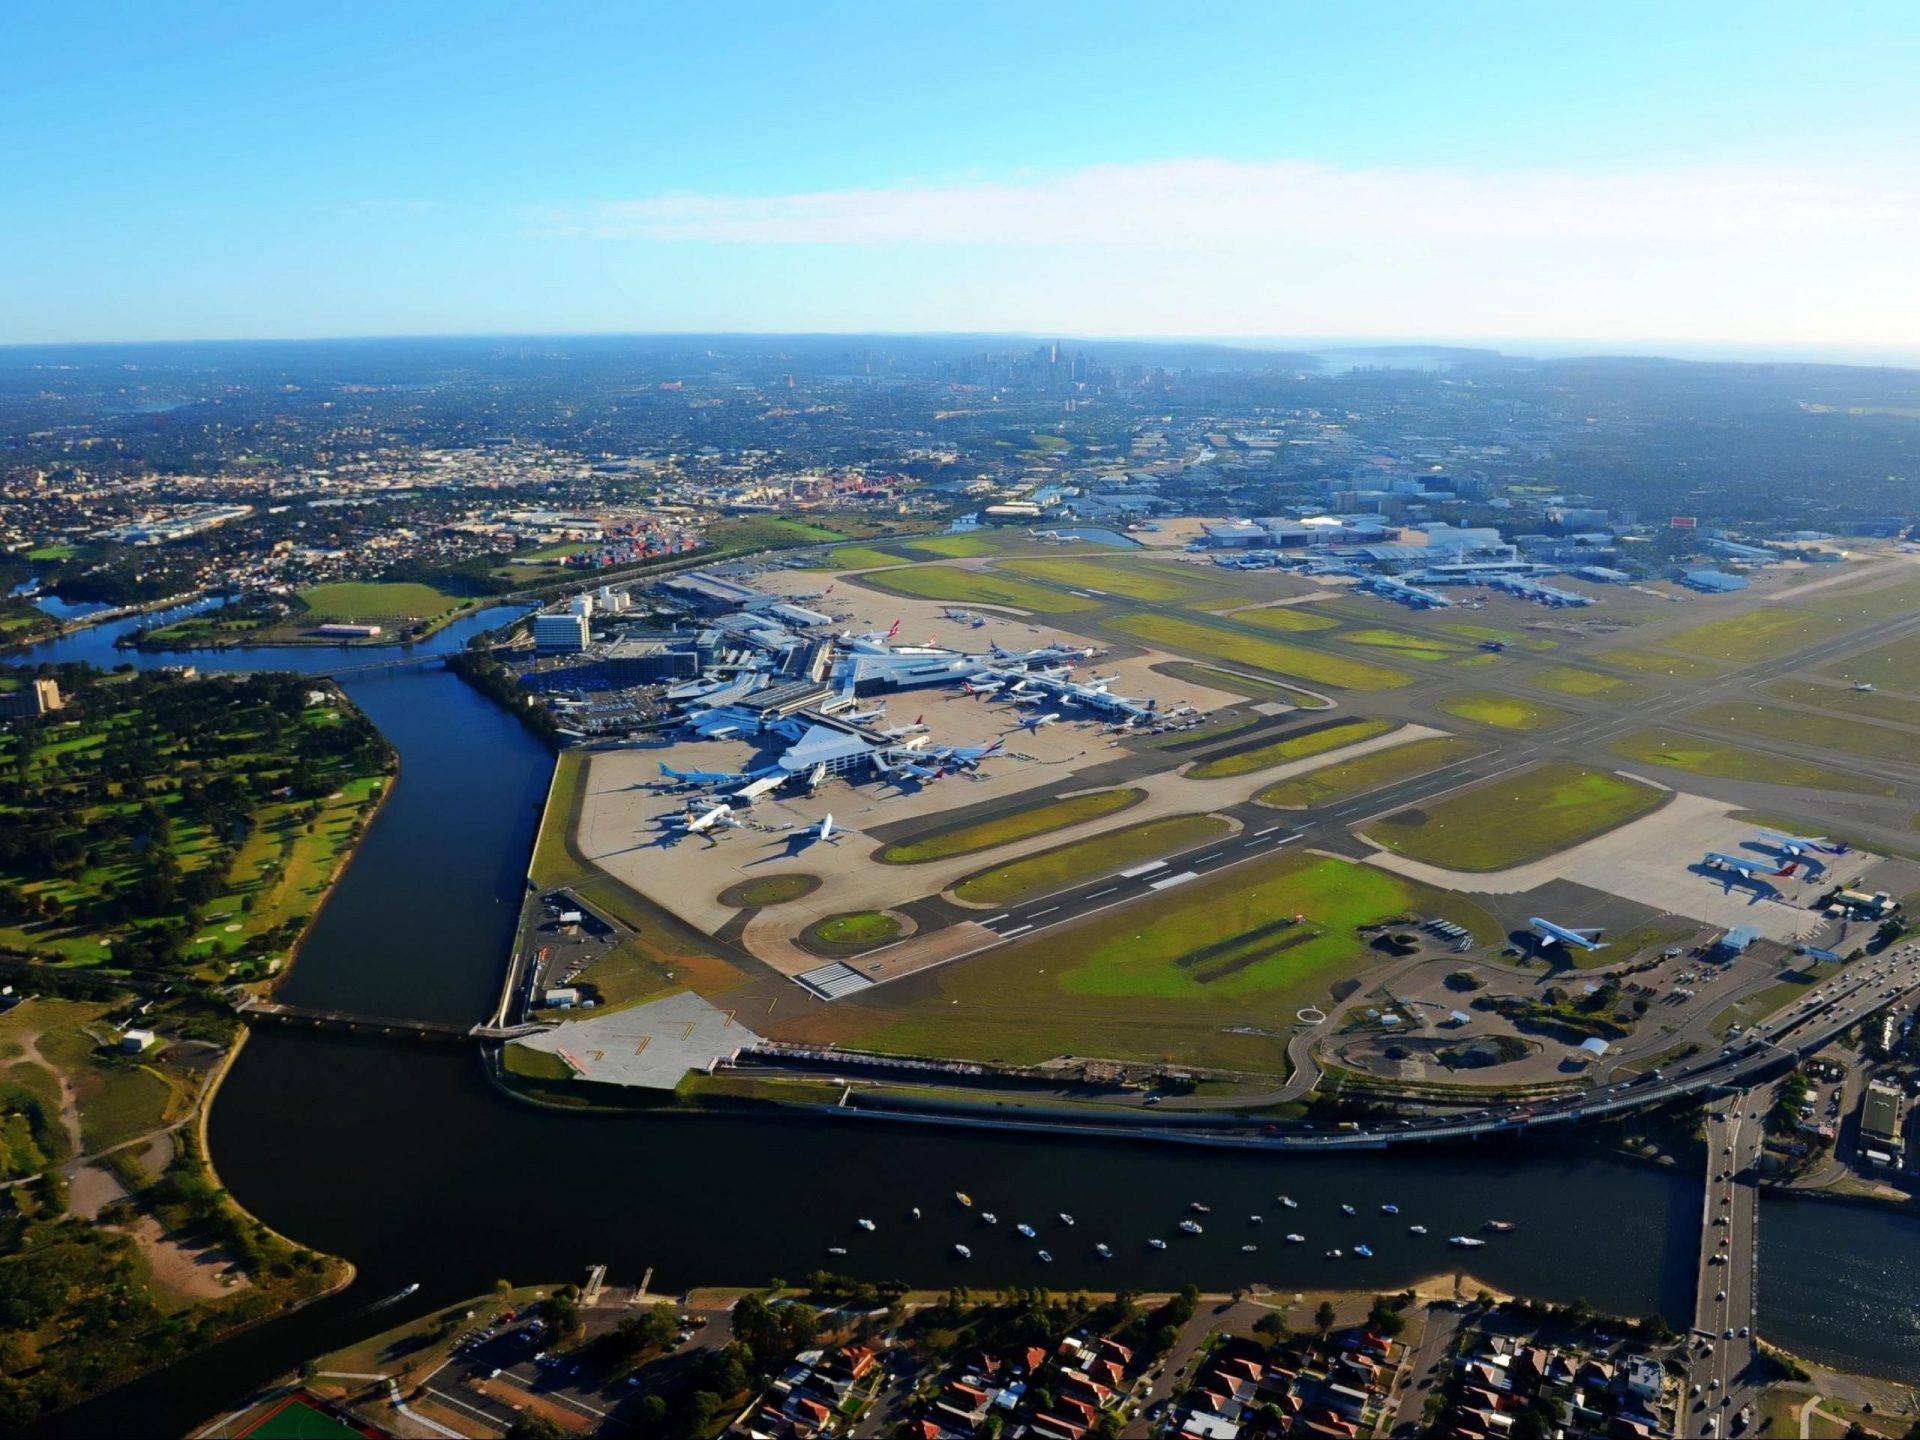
<box><xmin>15</xmin><ymin>612</ymin><xmax>1920</xmax><ymax>1436</ymax></box>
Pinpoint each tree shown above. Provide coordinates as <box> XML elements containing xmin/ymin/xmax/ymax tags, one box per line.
<box><xmin>1253</xmin><ymin>1312</ymin><xmax>1291</xmax><ymax>1341</ymax></box>
<box><xmin>506</xmin><ymin>1417</ymin><xmax>566</xmax><ymax>1440</ymax></box>
<box><xmin>1315</xmin><ymin>1300</ymin><xmax>1337</xmax><ymax>1335</ymax></box>
<box><xmin>1366</xmin><ymin>1296</ymin><xmax>1407</xmax><ymax>1338</ymax></box>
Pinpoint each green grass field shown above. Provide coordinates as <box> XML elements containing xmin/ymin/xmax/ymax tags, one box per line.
<box><xmin>1818</xmin><ymin>632</ymin><xmax>1920</xmax><ymax>691</ymax></box>
<box><xmin>1608</xmin><ymin>729</ymin><xmax>1892</xmax><ymax>794</ymax></box>
<box><xmin>1000</xmin><ymin>556</ymin><xmax>1201</xmax><ymax>602</ymax></box>
<box><xmin>861</xmin><ymin>565</ymin><xmax>1099</xmax><ymax>613</ymax></box>
<box><xmin>1803</xmin><ymin>575</ymin><xmax>1920</xmax><ymax>619</ymax></box>
<box><xmin>1235</xmin><ymin>606</ymin><xmax>1341</xmax><ymax>634</ymax></box>
<box><xmin>1435</xmin><ymin>691</ymin><xmax>1573</xmax><ymax>731</ymax></box>
<box><xmin>1362</xmin><ymin>764</ymin><xmax>1666</xmax><ymax>871</ymax></box>
<box><xmin>718</xmin><ymin>873</ymin><xmax>821</xmax><ymax>907</ymax></box>
<box><xmin>1253</xmin><ymin>736</ymin><xmax>1485</xmax><ymax>809</ymax></box>
<box><xmin>1108</xmin><ymin>612</ymin><xmax>1412</xmax><ymax>690</ymax></box>
<box><xmin>1186</xmin><ymin>718</ymin><xmax>1395</xmax><ymax>779</ymax></box>
<box><xmin>1593</xmin><ymin>648</ymin><xmax>1729</xmax><ymax>678</ymax></box>
<box><xmin>903</xmin><ymin>533</ymin><xmax>1011</xmax><ymax>558</ymax></box>
<box><xmin>1440</xmin><ymin>623</ymin><xmax>1556</xmax><ymax>651</ymax></box>
<box><xmin>1337</xmin><ymin>628</ymin><xmax>1471</xmax><ymax>662</ymax></box>
<box><xmin>1657</xmin><ymin>608</ymin><xmax>1867</xmax><ymax>663</ymax></box>
<box><xmin>1685</xmin><ymin>702</ymin><xmax>1920</xmax><ymax>765</ymax></box>
<box><xmin>877</xmin><ymin>788</ymin><xmax>1144</xmax><ymax>864</ymax></box>
<box><xmin>1526</xmin><ymin>666</ymin><xmax>1652</xmax><ymax>701</ymax></box>
<box><xmin>854</xmin><ymin>850</ymin><xmax>1497</xmax><ymax>1070</ymax></box>
<box><xmin>1150</xmin><ymin>662</ymin><xmax>1322</xmax><ymax>705</ymax></box>
<box><xmin>811</xmin><ymin>544</ymin><xmax>908</xmax><ymax>570</ymax></box>
<box><xmin>952</xmin><ymin>814</ymin><xmax>1232</xmax><ymax>906</ymax></box>
<box><xmin>1764</xmin><ymin>679</ymin><xmax>1920</xmax><ymax>727</ymax></box>
<box><xmin>297</xmin><ymin>580</ymin><xmax>464</xmax><ymax>620</ymax></box>
<box><xmin>814</xmin><ymin>911</ymin><xmax>901</xmax><ymax>946</ymax></box>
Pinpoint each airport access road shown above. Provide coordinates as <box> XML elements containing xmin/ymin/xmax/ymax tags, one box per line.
<box><xmin>1689</xmin><ymin>1092</ymin><xmax>1764</xmax><ymax>1438</ymax></box>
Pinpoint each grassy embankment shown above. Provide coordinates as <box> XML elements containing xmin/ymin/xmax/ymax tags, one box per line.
<box><xmin>1107</xmin><ymin>612</ymin><xmax>1411</xmax><ymax>691</ymax></box>
<box><xmin>1185</xmin><ymin>719</ymin><xmax>1395</xmax><ymax>780</ymax></box>
<box><xmin>853</xmin><ymin>849</ymin><xmax>1499</xmax><ymax>1072</ymax></box>
<box><xmin>1434</xmin><ymin>691</ymin><xmax>1573</xmax><ymax>731</ymax></box>
<box><xmin>1525</xmin><ymin>666</ymin><xmax>1652</xmax><ymax>701</ymax></box>
<box><xmin>526</xmin><ymin>751</ymin><xmax>744</xmax><ymax>1010</ymax></box>
<box><xmin>858</xmin><ymin>565</ymin><xmax>1101</xmax><ymax>614</ymax></box>
<box><xmin>1608</xmin><ymin>730</ymin><xmax>1893</xmax><ymax>795</ymax></box>
<box><xmin>1254</xmin><ymin>736</ymin><xmax>1486</xmax><ymax>809</ymax></box>
<box><xmin>1362</xmin><ymin>764</ymin><xmax>1667</xmax><ymax>871</ymax></box>
<box><xmin>951</xmin><ymin>814</ymin><xmax>1232</xmax><ymax>906</ymax></box>
<box><xmin>876</xmin><ymin>789</ymin><xmax>1144</xmax><ymax>864</ymax></box>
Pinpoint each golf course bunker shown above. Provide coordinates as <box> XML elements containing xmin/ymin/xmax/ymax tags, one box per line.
<box><xmin>718</xmin><ymin>873</ymin><xmax>822</xmax><ymax>908</ymax></box>
<box><xmin>1359</xmin><ymin>788</ymin><xmax>1838</xmax><ymax>942</ymax></box>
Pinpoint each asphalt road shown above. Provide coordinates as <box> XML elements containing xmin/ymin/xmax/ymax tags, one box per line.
<box><xmin>1689</xmin><ymin>1092</ymin><xmax>1764</xmax><ymax>1438</ymax></box>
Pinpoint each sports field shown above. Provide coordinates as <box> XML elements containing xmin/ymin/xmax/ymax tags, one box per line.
<box><xmin>857</xmin><ymin>850</ymin><xmax>1497</xmax><ymax>1069</ymax></box>
<box><xmin>1658</xmin><ymin>608</ymin><xmax>1866</xmax><ymax>663</ymax></box>
<box><xmin>1234</xmin><ymin>606</ymin><xmax>1340</xmax><ymax>634</ymax></box>
<box><xmin>1764</xmin><ymin>679</ymin><xmax>1920</xmax><ymax>727</ymax></box>
<box><xmin>1608</xmin><ymin>729</ymin><xmax>1891</xmax><ymax>794</ymax></box>
<box><xmin>1000</xmin><ymin>556</ymin><xmax>1201</xmax><ymax>602</ymax></box>
<box><xmin>1685</xmin><ymin>702</ymin><xmax>1920</xmax><ymax>764</ymax></box>
<box><xmin>1253</xmin><ymin>736</ymin><xmax>1484</xmax><ymax>808</ymax></box>
<box><xmin>1337</xmin><ymin>628</ymin><xmax>1471</xmax><ymax>662</ymax></box>
<box><xmin>1186</xmin><ymin>718</ymin><xmax>1394</xmax><ymax>779</ymax></box>
<box><xmin>861</xmin><ymin>564</ymin><xmax>1099</xmax><ymax>613</ymax></box>
<box><xmin>1434</xmin><ymin>691</ymin><xmax>1572</xmax><ymax>731</ymax></box>
<box><xmin>298</xmin><ymin>580</ymin><xmax>463</xmax><ymax>620</ymax></box>
<box><xmin>1361</xmin><ymin>764</ymin><xmax>1666</xmax><ymax>871</ymax></box>
<box><xmin>1527</xmin><ymin>666</ymin><xmax>1652</xmax><ymax>701</ymax></box>
<box><xmin>1818</xmin><ymin>632</ymin><xmax>1920</xmax><ymax>690</ymax></box>
<box><xmin>952</xmin><ymin>814</ymin><xmax>1231</xmax><ymax>906</ymax></box>
<box><xmin>1108</xmin><ymin>612</ymin><xmax>1412</xmax><ymax>690</ymax></box>
<box><xmin>876</xmin><ymin>788</ymin><xmax>1144</xmax><ymax>864</ymax></box>
<box><xmin>1593</xmin><ymin>649</ymin><xmax>1729</xmax><ymax>679</ymax></box>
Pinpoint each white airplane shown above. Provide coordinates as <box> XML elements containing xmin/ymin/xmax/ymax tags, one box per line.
<box><xmin>935</xmin><ymin>738</ymin><xmax>1005</xmax><ymax>768</ymax></box>
<box><xmin>813</xmin><ymin>813</ymin><xmax>863</xmax><ymax>845</ymax></box>
<box><xmin>878</xmin><ymin>714</ymin><xmax>928</xmax><ymax>738</ymax></box>
<box><xmin>1528</xmin><ymin>918</ymin><xmax>1606</xmax><ymax>952</ymax></box>
<box><xmin>667</xmin><ymin>805</ymin><xmax>740</xmax><ymax>840</ymax></box>
<box><xmin>961</xmin><ymin>678</ymin><xmax>1004</xmax><ymax>697</ymax></box>
<box><xmin>1015</xmin><ymin>712</ymin><xmax>1063</xmax><ymax>733</ymax></box>
<box><xmin>1758</xmin><ymin>830</ymin><xmax>1848</xmax><ymax>858</ymax></box>
<box><xmin>840</xmin><ymin>704</ymin><xmax>889</xmax><ymax>725</ymax></box>
<box><xmin>1703</xmin><ymin>852</ymin><xmax>1797</xmax><ymax>890</ymax></box>
<box><xmin>1852</xmin><ymin>683</ymin><xmax>1876</xmax><ymax>692</ymax></box>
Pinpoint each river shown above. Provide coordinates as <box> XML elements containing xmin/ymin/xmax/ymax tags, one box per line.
<box><xmin>14</xmin><ymin>613</ymin><xmax>1920</xmax><ymax>1436</ymax></box>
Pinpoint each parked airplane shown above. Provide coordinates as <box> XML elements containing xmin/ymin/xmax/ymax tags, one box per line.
<box><xmin>659</xmin><ymin>763</ymin><xmax>756</xmax><ymax>789</ymax></box>
<box><xmin>839</xmin><ymin>704</ymin><xmax>889</xmax><ymax>725</ymax></box>
<box><xmin>1758</xmin><ymin>830</ymin><xmax>1848</xmax><ymax>858</ymax></box>
<box><xmin>1016</xmin><ymin>712</ymin><xmax>1063</xmax><ymax>732</ymax></box>
<box><xmin>666</xmin><ymin>805</ymin><xmax>740</xmax><ymax>840</ymax></box>
<box><xmin>878</xmin><ymin>714</ymin><xmax>929</xmax><ymax>738</ymax></box>
<box><xmin>1528</xmin><ymin>918</ymin><xmax>1607</xmax><ymax>952</ymax></box>
<box><xmin>814</xmin><ymin>813</ymin><xmax>860</xmax><ymax>845</ymax></box>
<box><xmin>935</xmin><ymin>738</ymin><xmax>1005</xmax><ymax>768</ymax></box>
<box><xmin>961</xmin><ymin>678</ymin><xmax>1004</xmax><ymax>697</ymax></box>
<box><xmin>1703</xmin><ymin>852</ymin><xmax>1797</xmax><ymax>889</ymax></box>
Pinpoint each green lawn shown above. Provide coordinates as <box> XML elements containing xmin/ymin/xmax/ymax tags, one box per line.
<box><xmin>1440</xmin><ymin>623</ymin><xmax>1556</xmax><ymax>651</ymax></box>
<box><xmin>1435</xmin><ymin>691</ymin><xmax>1573</xmax><ymax>731</ymax></box>
<box><xmin>1337</xmin><ymin>628</ymin><xmax>1471</xmax><ymax>662</ymax></box>
<box><xmin>1254</xmin><ymin>736</ymin><xmax>1486</xmax><ymax>808</ymax></box>
<box><xmin>853</xmin><ymin>851</ymin><xmax>1497</xmax><ymax>1071</ymax></box>
<box><xmin>903</xmin><ymin>533</ymin><xmax>1012</xmax><ymax>558</ymax></box>
<box><xmin>1234</xmin><ymin>606</ymin><xmax>1341</xmax><ymax>634</ymax></box>
<box><xmin>1657</xmin><ymin>608</ymin><xmax>1867</xmax><ymax>663</ymax></box>
<box><xmin>296</xmin><ymin>580</ymin><xmax>464</xmax><ymax>621</ymax></box>
<box><xmin>1362</xmin><ymin>764</ymin><xmax>1667</xmax><ymax>871</ymax></box>
<box><xmin>860</xmin><ymin>565</ymin><xmax>1099</xmax><ymax>613</ymax></box>
<box><xmin>1000</xmin><ymin>556</ymin><xmax>1201</xmax><ymax>602</ymax></box>
<box><xmin>1819</xmin><ymin>632</ymin><xmax>1920</xmax><ymax>690</ymax></box>
<box><xmin>1186</xmin><ymin>719</ymin><xmax>1395</xmax><ymax>779</ymax></box>
<box><xmin>719</xmin><ymin>873</ymin><xmax>822</xmax><ymax>907</ymax></box>
<box><xmin>1764</xmin><ymin>679</ymin><xmax>1920</xmax><ymax>727</ymax></box>
<box><xmin>1803</xmin><ymin>575</ymin><xmax>1920</xmax><ymax>619</ymax></box>
<box><xmin>1526</xmin><ymin>666</ymin><xmax>1652</xmax><ymax>701</ymax></box>
<box><xmin>1609</xmin><ymin>729</ymin><xmax>1893</xmax><ymax>794</ymax></box>
<box><xmin>813</xmin><ymin>911</ymin><xmax>901</xmax><ymax>946</ymax></box>
<box><xmin>1593</xmin><ymin>648</ymin><xmax>1729</xmax><ymax>679</ymax></box>
<box><xmin>6</xmin><ymin>1000</ymin><xmax>179</xmax><ymax>1155</ymax></box>
<box><xmin>877</xmin><ymin>789</ymin><xmax>1144</xmax><ymax>864</ymax></box>
<box><xmin>1685</xmin><ymin>702</ymin><xmax>1920</xmax><ymax>765</ymax></box>
<box><xmin>952</xmin><ymin>814</ymin><xmax>1232</xmax><ymax>906</ymax></box>
<box><xmin>1150</xmin><ymin>662</ymin><xmax>1323</xmax><ymax>705</ymax></box>
<box><xmin>1108</xmin><ymin>612</ymin><xmax>1412</xmax><ymax>690</ymax></box>
<box><xmin>810</xmin><ymin>545</ymin><xmax>909</xmax><ymax>570</ymax></box>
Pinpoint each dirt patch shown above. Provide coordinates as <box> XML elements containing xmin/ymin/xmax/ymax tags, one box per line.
<box><xmin>66</xmin><ymin>1162</ymin><xmax>129</xmax><ymax>1220</ymax></box>
<box><xmin>121</xmin><ymin>1215</ymin><xmax>251</xmax><ymax>1305</ymax></box>
<box><xmin>137</xmin><ymin>1130</ymin><xmax>175</xmax><ymax>1178</ymax></box>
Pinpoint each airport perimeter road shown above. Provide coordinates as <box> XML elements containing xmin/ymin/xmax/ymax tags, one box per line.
<box><xmin>1690</xmin><ymin>1093</ymin><xmax>1765</xmax><ymax>1438</ymax></box>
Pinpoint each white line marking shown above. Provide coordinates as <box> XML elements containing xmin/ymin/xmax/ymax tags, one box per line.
<box><xmin>1119</xmin><ymin>859</ymin><xmax>1168</xmax><ymax>877</ymax></box>
<box><xmin>1149</xmin><ymin>871</ymin><xmax>1199</xmax><ymax>890</ymax></box>
<box><xmin>999</xmin><ymin>923</ymin><xmax>1033</xmax><ymax>937</ymax></box>
<box><xmin>1087</xmin><ymin>887</ymin><xmax>1118</xmax><ymax>898</ymax></box>
<box><xmin>1274</xmin><ymin>833</ymin><xmax>1299</xmax><ymax>845</ymax></box>
<box><xmin>1195</xmin><ymin>852</ymin><xmax>1223</xmax><ymax>863</ymax></box>
<box><xmin>1254</xmin><ymin>826</ymin><xmax>1279</xmax><ymax>837</ymax></box>
<box><xmin>1030</xmin><ymin>906</ymin><xmax>1058</xmax><ymax>917</ymax></box>
<box><xmin>981</xmin><ymin>914</ymin><xmax>1009</xmax><ymax>925</ymax></box>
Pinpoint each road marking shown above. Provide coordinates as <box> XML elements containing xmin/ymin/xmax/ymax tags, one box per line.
<box><xmin>1195</xmin><ymin>852</ymin><xmax>1224</xmax><ymax>863</ymax></box>
<box><xmin>1275</xmin><ymin>833</ymin><xmax>1299</xmax><ymax>844</ymax></box>
<box><xmin>1119</xmin><ymin>859</ymin><xmax>1168</xmax><ymax>877</ymax></box>
<box><xmin>981</xmin><ymin>914</ymin><xmax>1009</xmax><ymax>924</ymax></box>
<box><xmin>1030</xmin><ymin>906</ymin><xmax>1058</xmax><ymax>918</ymax></box>
<box><xmin>1253</xmin><ymin>826</ymin><xmax>1278</xmax><ymax>837</ymax></box>
<box><xmin>1149</xmin><ymin>871</ymin><xmax>1199</xmax><ymax>890</ymax></box>
<box><xmin>1000</xmin><ymin>923</ymin><xmax>1033</xmax><ymax>937</ymax></box>
<box><xmin>1087</xmin><ymin>887</ymin><xmax>1117</xmax><ymax>898</ymax></box>
<box><xmin>1243</xmin><ymin>839</ymin><xmax>1265</xmax><ymax>848</ymax></box>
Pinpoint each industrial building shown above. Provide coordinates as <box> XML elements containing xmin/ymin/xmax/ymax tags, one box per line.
<box><xmin>1860</xmin><ymin>1080</ymin><xmax>1906</xmax><ymax>1169</ymax></box>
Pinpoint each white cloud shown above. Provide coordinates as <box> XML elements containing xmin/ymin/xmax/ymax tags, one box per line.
<box><xmin>525</xmin><ymin>158</ymin><xmax>1920</xmax><ymax>344</ymax></box>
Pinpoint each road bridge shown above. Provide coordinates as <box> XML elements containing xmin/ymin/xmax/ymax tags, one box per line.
<box><xmin>237</xmin><ymin>999</ymin><xmax>548</xmax><ymax>1043</ymax></box>
<box><xmin>1689</xmin><ymin>1090</ymin><xmax>1764</xmax><ymax>1437</ymax></box>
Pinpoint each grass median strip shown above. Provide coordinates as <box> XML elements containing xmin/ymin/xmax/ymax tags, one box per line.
<box><xmin>1764</xmin><ymin>679</ymin><xmax>1920</xmax><ymax>727</ymax></box>
<box><xmin>1361</xmin><ymin>763</ymin><xmax>1666</xmax><ymax>871</ymax></box>
<box><xmin>1254</xmin><ymin>735</ymin><xmax>1485</xmax><ymax>808</ymax></box>
<box><xmin>811</xmin><ymin>911</ymin><xmax>901</xmax><ymax>947</ymax></box>
<box><xmin>1000</xmin><ymin>556</ymin><xmax>1202</xmax><ymax>602</ymax></box>
<box><xmin>1435</xmin><ymin>690</ymin><xmax>1573</xmax><ymax>731</ymax></box>
<box><xmin>1150</xmin><ymin>661</ymin><xmax>1321</xmax><ymax>705</ymax></box>
<box><xmin>1593</xmin><ymin>648</ymin><xmax>1729</xmax><ymax>679</ymax></box>
<box><xmin>1658</xmin><ymin>608</ymin><xmax>1867</xmax><ymax>663</ymax></box>
<box><xmin>952</xmin><ymin>814</ymin><xmax>1233</xmax><ymax>906</ymax></box>
<box><xmin>860</xmin><ymin>564</ymin><xmax>1099</xmax><ymax>613</ymax></box>
<box><xmin>1819</xmin><ymin>632</ymin><xmax>1920</xmax><ymax>690</ymax></box>
<box><xmin>1235</xmin><ymin>606</ymin><xmax>1341</xmax><ymax>634</ymax></box>
<box><xmin>1337</xmin><ymin>628</ymin><xmax>1471</xmax><ymax>662</ymax></box>
<box><xmin>1108</xmin><ymin>612</ymin><xmax>1411</xmax><ymax>690</ymax></box>
<box><xmin>1186</xmin><ymin>718</ymin><xmax>1395</xmax><ymax>779</ymax></box>
<box><xmin>877</xmin><ymin>788</ymin><xmax>1145</xmax><ymax>864</ymax></box>
<box><xmin>1526</xmin><ymin>665</ymin><xmax>1652</xmax><ymax>701</ymax></box>
<box><xmin>1684</xmin><ymin>701</ymin><xmax>1920</xmax><ymax>765</ymax></box>
<box><xmin>1609</xmin><ymin>728</ymin><xmax>1893</xmax><ymax>794</ymax></box>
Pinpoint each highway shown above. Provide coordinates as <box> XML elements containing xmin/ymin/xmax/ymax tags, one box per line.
<box><xmin>1689</xmin><ymin>1091</ymin><xmax>1764</xmax><ymax>1438</ymax></box>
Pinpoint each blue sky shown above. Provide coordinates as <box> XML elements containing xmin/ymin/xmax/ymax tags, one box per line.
<box><xmin>4</xmin><ymin>2</ymin><xmax>1918</xmax><ymax>350</ymax></box>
